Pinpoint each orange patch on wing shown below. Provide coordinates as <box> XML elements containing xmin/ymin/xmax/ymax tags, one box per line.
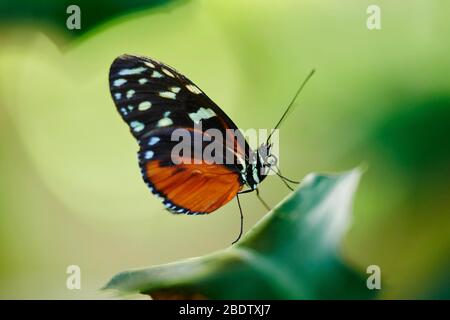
<box><xmin>146</xmin><ymin>160</ymin><xmax>242</xmax><ymax>213</ymax></box>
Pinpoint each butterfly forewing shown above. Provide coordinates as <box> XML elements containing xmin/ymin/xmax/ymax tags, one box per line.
<box><xmin>110</xmin><ymin>55</ymin><xmax>241</xmax><ymax>142</ymax></box>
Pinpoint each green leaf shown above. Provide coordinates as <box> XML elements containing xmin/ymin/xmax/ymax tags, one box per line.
<box><xmin>104</xmin><ymin>169</ymin><xmax>376</xmax><ymax>299</ymax></box>
<box><xmin>0</xmin><ymin>0</ymin><xmax>183</xmax><ymax>38</ymax></box>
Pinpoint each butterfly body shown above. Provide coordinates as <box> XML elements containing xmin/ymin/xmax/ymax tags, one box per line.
<box><xmin>109</xmin><ymin>54</ymin><xmax>271</xmax><ymax>215</ymax></box>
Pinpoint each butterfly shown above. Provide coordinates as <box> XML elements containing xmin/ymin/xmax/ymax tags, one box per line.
<box><xmin>109</xmin><ymin>54</ymin><xmax>314</xmax><ymax>243</ymax></box>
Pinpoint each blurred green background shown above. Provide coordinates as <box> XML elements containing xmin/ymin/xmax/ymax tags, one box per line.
<box><xmin>0</xmin><ymin>0</ymin><xmax>449</xmax><ymax>299</ymax></box>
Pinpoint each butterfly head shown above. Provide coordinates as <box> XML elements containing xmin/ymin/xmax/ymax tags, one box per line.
<box><xmin>256</xmin><ymin>143</ymin><xmax>277</xmax><ymax>182</ymax></box>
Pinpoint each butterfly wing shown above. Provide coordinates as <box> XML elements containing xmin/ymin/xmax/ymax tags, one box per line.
<box><xmin>109</xmin><ymin>54</ymin><xmax>250</xmax><ymax>214</ymax></box>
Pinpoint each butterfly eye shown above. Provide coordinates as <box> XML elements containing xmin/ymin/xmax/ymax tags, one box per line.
<box><xmin>267</xmin><ymin>154</ymin><xmax>278</xmax><ymax>166</ymax></box>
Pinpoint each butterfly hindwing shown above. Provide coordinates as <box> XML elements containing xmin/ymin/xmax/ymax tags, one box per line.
<box><xmin>138</xmin><ymin>127</ymin><xmax>243</xmax><ymax>214</ymax></box>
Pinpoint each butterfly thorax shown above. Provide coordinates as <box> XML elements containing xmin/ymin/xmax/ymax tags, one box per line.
<box><xmin>244</xmin><ymin>144</ymin><xmax>273</xmax><ymax>190</ymax></box>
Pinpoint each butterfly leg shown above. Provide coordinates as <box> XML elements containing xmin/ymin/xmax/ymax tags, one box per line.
<box><xmin>232</xmin><ymin>194</ymin><xmax>244</xmax><ymax>245</ymax></box>
<box><xmin>256</xmin><ymin>188</ymin><xmax>271</xmax><ymax>211</ymax></box>
<box><xmin>238</xmin><ymin>188</ymin><xmax>270</xmax><ymax>210</ymax></box>
<box><xmin>232</xmin><ymin>188</ymin><xmax>270</xmax><ymax>244</ymax></box>
<box><xmin>237</xmin><ymin>189</ymin><xmax>254</xmax><ymax>195</ymax></box>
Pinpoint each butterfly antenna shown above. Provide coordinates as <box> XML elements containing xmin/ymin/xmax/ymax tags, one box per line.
<box><xmin>269</xmin><ymin>166</ymin><xmax>295</xmax><ymax>191</ymax></box>
<box><xmin>266</xmin><ymin>69</ymin><xmax>316</xmax><ymax>144</ymax></box>
<box><xmin>276</xmin><ymin>164</ymin><xmax>301</xmax><ymax>184</ymax></box>
<box><xmin>232</xmin><ymin>194</ymin><xmax>244</xmax><ymax>245</ymax></box>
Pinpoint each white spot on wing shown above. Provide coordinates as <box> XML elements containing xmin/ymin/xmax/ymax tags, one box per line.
<box><xmin>148</xmin><ymin>137</ymin><xmax>160</xmax><ymax>145</ymax></box>
<box><xmin>139</xmin><ymin>78</ymin><xmax>148</xmax><ymax>84</ymax></box>
<box><xmin>159</xmin><ymin>91</ymin><xmax>176</xmax><ymax>100</ymax></box>
<box><xmin>170</xmin><ymin>87</ymin><xmax>181</xmax><ymax>93</ymax></box>
<box><xmin>151</xmin><ymin>71</ymin><xmax>163</xmax><ymax>78</ymax></box>
<box><xmin>186</xmin><ymin>84</ymin><xmax>202</xmax><ymax>94</ymax></box>
<box><xmin>130</xmin><ymin>121</ymin><xmax>145</xmax><ymax>132</ymax></box>
<box><xmin>138</xmin><ymin>101</ymin><xmax>152</xmax><ymax>111</ymax></box>
<box><xmin>162</xmin><ymin>68</ymin><xmax>175</xmax><ymax>77</ymax></box>
<box><xmin>188</xmin><ymin>107</ymin><xmax>216</xmax><ymax>124</ymax></box>
<box><xmin>144</xmin><ymin>61</ymin><xmax>155</xmax><ymax>68</ymax></box>
<box><xmin>118</xmin><ymin>67</ymin><xmax>146</xmax><ymax>75</ymax></box>
<box><xmin>114</xmin><ymin>93</ymin><xmax>122</xmax><ymax>100</ymax></box>
<box><xmin>145</xmin><ymin>151</ymin><xmax>154</xmax><ymax>159</ymax></box>
<box><xmin>126</xmin><ymin>90</ymin><xmax>135</xmax><ymax>99</ymax></box>
<box><xmin>157</xmin><ymin>117</ymin><xmax>173</xmax><ymax>127</ymax></box>
<box><xmin>113</xmin><ymin>79</ymin><xmax>127</xmax><ymax>87</ymax></box>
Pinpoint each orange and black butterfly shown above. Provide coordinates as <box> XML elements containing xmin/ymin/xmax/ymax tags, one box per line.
<box><xmin>109</xmin><ymin>54</ymin><xmax>313</xmax><ymax>242</ymax></box>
